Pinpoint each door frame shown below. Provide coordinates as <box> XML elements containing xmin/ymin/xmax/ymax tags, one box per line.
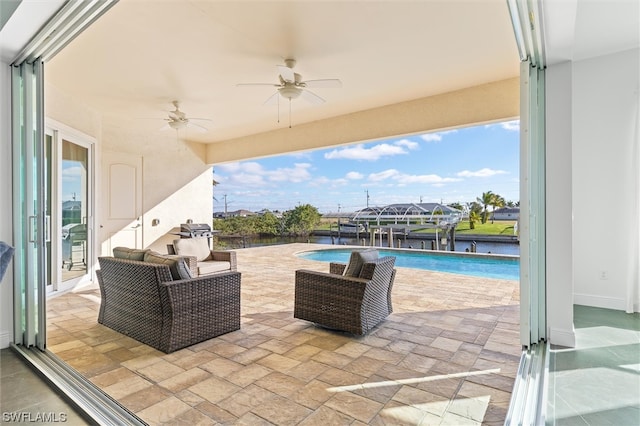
<box><xmin>45</xmin><ymin>118</ymin><xmax>97</xmax><ymax>292</ymax></box>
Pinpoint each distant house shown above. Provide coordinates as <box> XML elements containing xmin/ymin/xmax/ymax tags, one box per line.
<box><xmin>214</xmin><ymin>209</ymin><xmax>256</xmax><ymax>218</ymax></box>
<box><xmin>493</xmin><ymin>207</ymin><xmax>520</xmax><ymax>220</ymax></box>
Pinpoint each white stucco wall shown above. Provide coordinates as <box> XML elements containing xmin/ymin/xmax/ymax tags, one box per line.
<box><xmin>1</xmin><ymin>61</ymin><xmax>14</xmax><ymax>348</ymax></box>
<box><xmin>546</xmin><ymin>60</ymin><xmax>575</xmax><ymax>346</ymax></box>
<box><xmin>572</xmin><ymin>48</ymin><xmax>640</xmax><ymax>311</ymax></box>
<box><xmin>99</xmin><ymin>124</ymin><xmax>213</xmax><ymax>254</ymax></box>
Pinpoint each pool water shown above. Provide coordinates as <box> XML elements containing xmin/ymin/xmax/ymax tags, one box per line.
<box><xmin>297</xmin><ymin>248</ymin><xmax>520</xmax><ymax>281</ymax></box>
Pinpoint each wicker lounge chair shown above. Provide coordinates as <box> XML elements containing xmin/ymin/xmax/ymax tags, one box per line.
<box><xmin>167</xmin><ymin>237</ymin><xmax>237</xmax><ymax>277</ymax></box>
<box><xmin>294</xmin><ymin>254</ymin><xmax>396</xmax><ymax>335</ymax></box>
<box><xmin>97</xmin><ymin>256</ymin><xmax>241</xmax><ymax>353</ymax></box>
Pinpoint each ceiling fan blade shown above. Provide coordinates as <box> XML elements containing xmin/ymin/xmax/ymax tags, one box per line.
<box><xmin>263</xmin><ymin>92</ymin><xmax>280</xmax><ymax>105</ymax></box>
<box><xmin>303</xmin><ymin>79</ymin><xmax>342</xmax><ymax>88</ymax></box>
<box><xmin>300</xmin><ymin>89</ymin><xmax>325</xmax><ymax>105</ymax></box>
<box><xmin>236</xmin><ymin>83</ymin><xmax>280</xmax><ymax>87</ymax></box>
<box><xmin>189</xmin><ymin>117</ymin><xmax>214</xmax><ymax>122</ymax></box>
<box><xmin>277</xmin><ymin>65</ymin><xmax>295</xmax><ymax>83</ymax></box>
<box><xmin>188</xmin><ymin>122</ymin><xmax>208</xmax><ymax>132</ymax></box>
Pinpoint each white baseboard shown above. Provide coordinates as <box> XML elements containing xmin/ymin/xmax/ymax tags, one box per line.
<box><xmin>548</xmin><ymin>326</ymin><xmax>576</xmax><ymax>348</ymax></box>
<box><xmin>0</xmin><ymin>330</ymin><xmax>12</xmax><ymax>349</ymax></box>
<box><xmin>573</xmin><ymin>293</ymin><xmax>627</xmax><ymax>311</ymax></box>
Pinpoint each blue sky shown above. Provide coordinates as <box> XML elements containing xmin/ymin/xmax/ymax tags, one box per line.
<box><xmin>213</xmin><ymin>120</ymin><xmax>520</xmax><ymax>213</ymax></box>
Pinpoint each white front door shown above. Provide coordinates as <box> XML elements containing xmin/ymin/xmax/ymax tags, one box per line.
<box><xmin>100</xmin><ymin>151</ymin><xmax>143</xmax><ymax>254</ymax></box>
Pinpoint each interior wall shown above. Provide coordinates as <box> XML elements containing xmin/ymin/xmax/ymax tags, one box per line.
<box><xmin>546</xmin><ymin>61</ymin><xmax>575</xmax><ymax>346</ymax></box>
<box><xmin>0</xmin><ymin>61</ymin><xmax>14</xmax><ymax>348</ymax></box>
<box><xmin>572</xmin><ymin>48</ymin><xmax>640</xmax><ymax>311</ymax></box>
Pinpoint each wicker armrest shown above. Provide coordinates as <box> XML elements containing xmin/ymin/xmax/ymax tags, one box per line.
<box><xmin>329</xmin><ymin>262</ymin><xmax>347</xmax><ymax>275</ymax></box>
<box><xmin>180</xmin><ymin>255</ymin><xmax>198</xmax><ymax>277</ymax></box>
<box><xmin>211</xmin><ymin>250</ymin><xmax>237</xmax><ymax>271</ymax></box>
<box><xmin>295</xmin><ymin>269</ymin><xmax>368</xmax><ymax>290</ymax></box>
<box><xmin>160</xmin><ymin>271</ymin><xmax>241</xmax><ymax>352</ymax></box>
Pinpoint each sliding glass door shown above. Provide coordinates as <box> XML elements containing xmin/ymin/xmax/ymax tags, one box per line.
<box><xmin>12</xmin><ymin>61</ymin><xmax>47</xmax><ymax>349</ymax></box>
<box><xmin>45</xmin><ymin>125</ymin><xmax>95</xmax><ymax>293</ymax></box>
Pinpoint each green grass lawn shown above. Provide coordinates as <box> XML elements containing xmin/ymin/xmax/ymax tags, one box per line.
<box><xmin>454</xmin><ymin>220</ymin><xmax>517</xmax><ymax>236</ymax></box>
<box><xmin>409</xmin><ymin>221</ymin><xmax>516</xmax><ymax>236</ymax></box>
<box><xmin>316</xmin><ymin>220</ymin><xmax>517</xmax><ymax>236</ymax></box>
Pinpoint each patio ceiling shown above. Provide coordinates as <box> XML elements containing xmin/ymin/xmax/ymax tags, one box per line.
<box><xmin>44</xmin><ymin>1</ymin><xmax>520</xmax><ymax>149</ymax></box>
<box><xmin>7</xmin><ymin>0</ymin><xmax>636</xmax><ymax>162</ymax></box>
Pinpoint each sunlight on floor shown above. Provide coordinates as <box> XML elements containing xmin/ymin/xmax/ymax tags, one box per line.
<box><xmin>547</xmin><ymin>306</ymin><xmax>640</xmax><ymax>425</ymax></box>
<box><xmin>327</xmin><ymin>368</ymin><xmax>501</xmax><ymax>392</ymax></box>
<box><xmin>382</xmin><ymin>395</ymin><xmax>491</xmax><ymax>425</ymax></box>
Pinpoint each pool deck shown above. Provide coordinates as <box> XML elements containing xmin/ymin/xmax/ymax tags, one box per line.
<box><xmin>47</xmin><ymin>243</ymin><xmax>521</xmax><ymax>425</ymax></box>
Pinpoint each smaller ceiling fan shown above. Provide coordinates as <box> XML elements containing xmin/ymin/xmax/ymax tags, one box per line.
<box><xmin>237</xmin><ymin>59</ymin><xmax>342</xmax><ymax>106</ymax></box>
<box><xmin>159</xmin><ymin>101</ymin><xmax>212</xmax><ymax>132</ymax></box>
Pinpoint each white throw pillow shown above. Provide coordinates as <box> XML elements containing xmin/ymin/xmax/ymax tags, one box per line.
<box><xmin>173</xmin><ymin>238</ymin><xmax>212</xmax><ymax>261</ymax></box>
<box><xmin>343</xmin><ymin>249</ymin><xmax>378</xmax><ymax>277</ymax></box>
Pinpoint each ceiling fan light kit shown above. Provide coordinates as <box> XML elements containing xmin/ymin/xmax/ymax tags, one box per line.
<box><xmin>278</xmin><ymin>85</ymin><xmax>302</xmax><ymax>100</ymax></box>
<box><xmin>158</xmin><ymin>100</ymin><xmax>211</xmax><ymax>133</ymax></box>
<box><xmin>237</xmin><ymin>58</ymin><xmax>342</xmax><ymax>127</ymax></box>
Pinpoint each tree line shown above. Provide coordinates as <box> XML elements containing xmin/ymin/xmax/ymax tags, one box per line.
<box><xmin>213</xmin><ymin>204</ymin><xmax>321</xmax><ymax>238</ymax></box>
<box><xmin>213</xmin><ymin>191</ymin><xmax>517</xmax><ymax>236</ymax></box>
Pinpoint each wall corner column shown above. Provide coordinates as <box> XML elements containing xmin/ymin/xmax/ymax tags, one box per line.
<box><xmin>545</xmin><ymin>61</ymin><xmax>575</xmax><ymax>347</ymax></box>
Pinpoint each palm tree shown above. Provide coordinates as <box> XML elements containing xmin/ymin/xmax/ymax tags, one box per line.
<box><xmin>490</xmin><ymin>194</ymin><xmax>506</xmax><ymax>223</ymax></box>
<box><xmin>469</xmin><ymin>211</ymin><xmax>480</xmax><ymax>229</ymax></box>
<box><xmin>476</xmin><ymin>191</ymin><xmax>495</xmax><ymax>224</ymax></box>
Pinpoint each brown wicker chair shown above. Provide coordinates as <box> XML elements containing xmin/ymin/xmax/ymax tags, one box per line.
<box><xmin>294</xmin><ymin>256</ymin><xmax>396</xmax><ymax>335</ymax></box>
<box><xmin>97</xmin><ymin>256</ymin><xmax>241</xmax><ymax>353</ymax></box>
<box><xmin>167</xmin><ymin>238</ymin><xmax>237</xmax><ymax>277</ymax></box>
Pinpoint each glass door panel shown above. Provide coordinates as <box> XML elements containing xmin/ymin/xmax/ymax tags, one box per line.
<box><xmin>45</xmin><ymin>133</ymin><xmax>53</xmax><ymax>292</ymax></box>
<box><xmin>61</xmin><ymin>140</ymin><xmax>88</xmax><ymax>282</ymax></box>
<box><xmin>12</xmin><ymin>60</ymin><xmax>46</xmax><ymax>349</ymax></box>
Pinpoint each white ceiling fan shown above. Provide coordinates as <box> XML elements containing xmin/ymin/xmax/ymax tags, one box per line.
<box><xmin>159</xmin><ymin>101</ymin><xmax>212</xmax><ymax>132</ymax></box>
<box><xmin>237</xmin><ymin>59</ymin><xmax>342</xmax><ymax>106</ymax></box>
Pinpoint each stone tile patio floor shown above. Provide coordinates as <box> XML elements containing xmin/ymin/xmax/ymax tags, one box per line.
<box><xmin>46</xmin><ymin>243</ymin><xmax>521</xmax><ymax>425</ymax></box>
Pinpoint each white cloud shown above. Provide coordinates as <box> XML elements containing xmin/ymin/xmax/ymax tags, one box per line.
<box><xmin>324</xmin><ymin>143</ymin><xmax>408</xmax><ymax>161</ymax></box>
<box><xmin>268</xmin><ymin>163</ymin><xmax>312</xmax><ymax>183</ymax></box>
<box><xmin>395</xmin><ymin>139</ymin><xmax>419</xmax><ymax>150</ymax></box>
<box><xmin>216</xmin><ymin>162</ymin><xmax>243</xmax><ymax>173</ymax></box>
<box><xmin>396</xmin><ymin>174</ymin><xmax>461</xmax><ymax>184</ymax></box>
<box><xmin>420</xmin><ymin>129</ymin><xmax>457</xmax><ymax>142</ymax></box>
<box><xmin>230</xmin><ymin>173</ymin><xmax>266</xmax><ymax>186</ymax></box>
<box><xmin>368</xmin><ymin>169</ymin><xmax>461</xmax><ymax>185</ymax></box>
<box><xmin>456</xmin><ymin>168</ymin><xmax>508</xmax><ymax>178</ymax></box>
<box><xmin>369</xmin><ymin>169</ymin><xmax>400</xmax><ymax>181</ymax></box>
<box><xmin>216</xmin><ymin>162</ymin><xmax>312</xmax><ymax>188</ymax></box>
<box><xmin>345</xmin><ymin>171</ymin><xmax>364</xmax><ymax>180</ymax></box>
<box><xmin>420</xmin><ymin>133</ymin><xmax>442</xmax><ymax>142</ymax></box>
<box><xmin>501</xmin><ymin>120</ymin><xmax>520</xmax><ymax>131</ymax></box>
<box><xmin>484</xmin><ymin>120</ymin><xmax>520</xmax><ymax>132</ymax></box>
<box><xmin>309</xmin><ymin>175</ymin><xmax>351</xmax><ymax>188</ymax></box>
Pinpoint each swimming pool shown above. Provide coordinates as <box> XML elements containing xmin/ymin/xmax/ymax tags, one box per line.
<box><xmin>297</xmin><ymin>248</ymin><xmax>520</xmax><ymax>280</ymax></box>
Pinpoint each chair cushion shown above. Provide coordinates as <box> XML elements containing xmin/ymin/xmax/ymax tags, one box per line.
<box><xmin>173</xmin><ymin>238</ymin><xmax>212</xmax><ymax>262</ymax></box>
<box><xmin>113</xmin><ymin>246</ymin><xmax>148</xmax><ymax>261</ymax></box>
<box><xmin>343</xmin><ymin>249</ymin><xmax>378</xmax><ymax>277</ymax></box>
<box><xmin>197</xmin><ymin>261</ymin><xmax>232</xmax><ymax>276</ymax></box>
<box><xmin>144</xmin><ymin>251</ymin><xmax>192</xmax><ymax>281</ymax></box>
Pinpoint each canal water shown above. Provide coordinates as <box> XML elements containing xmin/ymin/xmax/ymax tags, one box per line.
<box><xmin>218</xmin><ymin>235</ymin><xmax>520</xmax><ymax>256</ymax></box>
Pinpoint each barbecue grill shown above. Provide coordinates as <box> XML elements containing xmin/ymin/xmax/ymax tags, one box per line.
<box><xmin>178</xmin><ymin>223</ymin><xmax>213</xmax><ymax>238</ymax></box>
<box><xmin>173</xmin><ymin>223</ymin><xmax>218</xmax><ymax>247</ymax></box>
<box><xmin>62</xmin><ymin>223</ymin><xmax>86</xmax><ymax>270</ymax></box>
